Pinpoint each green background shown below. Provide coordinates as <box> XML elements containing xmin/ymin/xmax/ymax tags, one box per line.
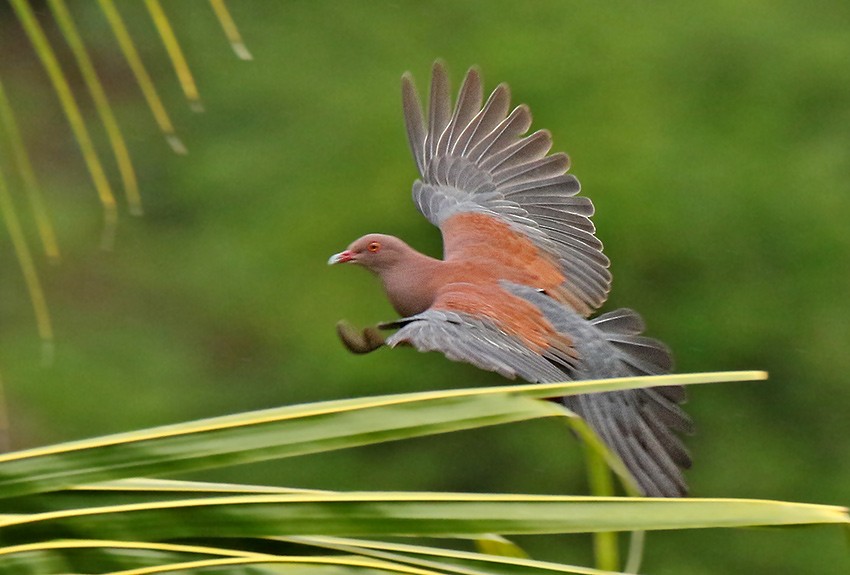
<box><xmin>1</xmin><ymin>1</ymin><xmax>848</xmax><ymax>573</ymax></box>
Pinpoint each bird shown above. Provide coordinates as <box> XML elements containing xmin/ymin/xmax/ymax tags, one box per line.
<box><xmin>328</xmin><ymin>62</ymin><xmax>693</xmax><ymax>497</ymax></box>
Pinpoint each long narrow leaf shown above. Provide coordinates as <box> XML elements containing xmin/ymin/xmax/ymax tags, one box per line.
<box><xmin>108</xmin><ymin>556</ymin><xmax>443</xmax><ymax>575</ymax></box>
<box><xmin>0</xmin><ymin>371</ymin><xmax>8</xmax><ymax>453</ymax></box>
<box><xmin>0</xmin><ymin>372</ymin><xmax>765</xmax><ymax>499</ymax></box>
<box><xmin>0</xmin><ymin>492</ymin><xmax>845</xmax><ymax>546</ymax></box>
<box><xmin>0</xmin><ymin>393</ymin><xmax>559</xmax><ymax>499</ymax></box>
<box><xmin>0</xmin><ymin>539</ymin><xmax>276</xmax><ymax>575</ymax></box>
<box><xmin>10</xmin><ymin>0</ymin><xmax>119</xmax><ymax>249</ymax></box>
<box><xmin>0</xmin><ymin>166</ymin><xmax>53</xmax><ymax>352</ymax></box>
<box><xmin>0</xmin><ymin>536</ymin><xmax>622</xmax><ymax>575</ymax></box>
<box><xmin>0</xmin><ymin>535</ymin><xmax>622</xmax><ymax>575</ymax></box>
<box><xmin>96</xmin><ymin>0</ymin><xmax>186</xmax><ymax>154</ymax></box>
<box><xmin>284</xmin><ymin>535</ymin><xmax>618</xmax><ymax>575</ymax></box>
<box><xmin>2</xmin><ymin>479</ymin><xmax>326</xmax><ymax>513</ymax></box>
<box><xmin>0</xmin><ymin>76</ymin><xmax>59</xmax><ymax>260</ymax></box>
<box><xmin>145</xmin><ymin>0</ymin><xmax>203</xmax><ymax>111</ymax></box>
<box><xmin>47</xmin><ymin>0</ymin><xmax>143</xmax><ymax>215</ymax></box>
<box><xmin>209</xmin><ymin>0</ymin><xmax>253</xmax><ymax>60</ymax></box>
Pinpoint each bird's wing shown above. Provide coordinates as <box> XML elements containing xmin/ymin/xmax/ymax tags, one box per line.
<box><xmin>402</xmin><ymin>62</ymin><xmax>611</xmax><ymax>316</ymax></box>
<box><xmin>385</xmin><ymin>281</ymin><xmax>691</xmax><ymax>497</ymax></box>
<box><xmin>384</xmin><ymin>282</ymin><xmax>577</xmax><ymax>383</ymax></box>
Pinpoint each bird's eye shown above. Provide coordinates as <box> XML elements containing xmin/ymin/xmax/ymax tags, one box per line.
<box><xmin>367</xmin><ymin>241</ymin><xmax>381</xmax><ymax>253</ymax></box>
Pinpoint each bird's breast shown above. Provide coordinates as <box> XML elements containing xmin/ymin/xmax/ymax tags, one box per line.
<box><xmin>379</xmin><ymin>257</ymin><xmax>494</xmax><ymax>317</ymax></box>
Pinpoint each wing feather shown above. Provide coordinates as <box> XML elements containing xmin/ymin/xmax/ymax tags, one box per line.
<box><xmin>427</xmin><ymin>63</ymin><xmax>452</xmax><ymax>161</ymax></box>
<box><xmin>493</xmin><ymin>153</ymin><xmax>570</xmax><ymax>186</ymax></box>
<box><xmin>467</xmin><ymin>105</ymin><xmax>533</xmax><ymax>164</ymax></box>
<box><xmin>478</xmin><ymin>129</ymin><xmax>552</xmax><ymax>172</ymax></box>
<box><xmin>454</xmin><ymin>84</ymin><xmax>512</xmax><ymax>157</ymax></box>
<box><xmin>436</xmin><ymin>68</ymin><xmax>482</xmax><ymax>158</ymax></box>
<box><xmin>386</xmin><ymin>310</ymin><xmax>567</xmax><ymax>382</ymax></box>
<box><xmin>401</xmin><ymin>73</ymin><xmax>427</xmax><ymax>175</ymax></box>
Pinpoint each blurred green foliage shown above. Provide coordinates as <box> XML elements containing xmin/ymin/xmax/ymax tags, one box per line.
<box><xmin>0</xmin><ymin>1</ymin><xmax>848</xmax><ymax>573</ymax></box>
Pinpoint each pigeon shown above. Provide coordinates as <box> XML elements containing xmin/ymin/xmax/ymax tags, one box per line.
<box><xmin>329</xmin><ymin>62</ymin><xmax>692</xmax><ymax>497</ymax></box>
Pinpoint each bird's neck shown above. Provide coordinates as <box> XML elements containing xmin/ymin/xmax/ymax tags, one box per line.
<box><xmin>381</xmin><ymin>250</ymin><xmax>445</xmax><ymax>317</ymax></box>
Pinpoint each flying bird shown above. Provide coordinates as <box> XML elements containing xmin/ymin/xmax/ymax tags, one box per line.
<box><xmin>329</xmin><ymin>62</ymin><xmax>692</xmax><ymax>497</ymax></box>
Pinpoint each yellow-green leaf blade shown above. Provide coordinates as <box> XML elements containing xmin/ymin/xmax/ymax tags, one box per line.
<box><xmin>0</xmin><ymin>373</ymin><xmax>764</xmax><ymax>499</ymax></box>
<box><xmin>10</xmin><ymin>0</ymin><xmax>119</xmax><ymax>248</ymax></box>
<box><xmin>0</xmin><ymin>493</ymin><xmax>845</xmax><ymax>546</ymax></box>
<box><xmin>0</xmin><ymin>76</ymin><xmax>59</xmax><ymax>260</ymax></box>
<box><xmin>96</xmin><ymin>0</ymin><xmax>186</xmax><ymax>154</ymax></box>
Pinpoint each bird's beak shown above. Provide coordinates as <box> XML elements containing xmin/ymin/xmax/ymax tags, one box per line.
<box><xmin>328</xmin><ymin>250</ymin><xmax>354</xmax><ymax>265</ymax></box>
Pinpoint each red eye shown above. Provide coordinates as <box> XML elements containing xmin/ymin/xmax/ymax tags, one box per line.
<box><xmin>367</xmin><ymin>241</ymin><xmax>381</xmax><ymax>253</ymax></box>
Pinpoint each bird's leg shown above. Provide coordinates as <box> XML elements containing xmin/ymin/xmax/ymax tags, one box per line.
<box><xmin>335</xmin><ymin>320</ymin><xmax>387</xmax><ymax>354</ymax></box>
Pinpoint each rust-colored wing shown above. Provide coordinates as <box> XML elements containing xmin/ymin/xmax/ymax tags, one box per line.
<box><xmin>402</xmin><ymin>62</ymin><xmax>611</xmax><ymax>316</ymax></box>
<box><xmin>384</xmin><ymin>281</ymin><xmax>577</xmax><ymax>381</ymax></box>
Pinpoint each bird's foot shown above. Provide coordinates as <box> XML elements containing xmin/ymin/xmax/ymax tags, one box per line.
<box><xmin>335</xmin><ymin>320</ymin><xmax>387</xmax><ymax>354</ymax></box>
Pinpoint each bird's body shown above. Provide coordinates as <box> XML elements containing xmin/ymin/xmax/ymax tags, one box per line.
<box><xmin>329</xmin><ymin>63</ymin><xmax>692</xmax><ymax>497</ymax></box>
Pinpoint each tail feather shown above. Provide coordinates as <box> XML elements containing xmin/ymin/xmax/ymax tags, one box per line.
<box><xmin>591</xmin><ymin>308</ymin><xmax>646</xmax><ymax>335</ymax></box>
<box><xmin>567</xmin><ymin>308</ymin><xmax>692</xmax><ymax>497</ymax></box>
<box><xmin>593</xmin><ymin>309</ymin><xmax>672</xmax><ymax>373</ymax></box>
<box><xmin>500</xmin><ymin>284</ymin><xmax>693</xmax><ymax>497</ymax></box>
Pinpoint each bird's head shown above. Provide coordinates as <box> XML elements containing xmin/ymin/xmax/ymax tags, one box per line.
<box><xmin>328</xmin><ymin>234</ymin><xmax>411</xmax><ymax>274</ymax></box>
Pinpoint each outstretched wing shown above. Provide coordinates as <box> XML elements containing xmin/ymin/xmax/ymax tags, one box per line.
<box><xmin>385</xmin><ymin>282</ymin><xmax>691</xmax><ymax>497</ymax></box>
<box><xmin>402</xmin><ymin>62</ymin><xmax>611</xmax><ymax>316</ymax></box>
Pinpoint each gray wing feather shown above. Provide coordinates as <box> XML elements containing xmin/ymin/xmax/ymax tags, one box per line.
<box><xmin>455</xmin><ymin>83</ymin><xmax>512</xmax><ymax>157</ymax></box>
<box><xmin>427</xmin><ymin>63</ymin><xmax>451</xmax><ymax>162</ymax></box>
<box><xmin>401</xmin><ymin>73</ymin><xmax>427</xmax><ymax>175</ymax></box>
<box><xmin>437</xmin><ymin>69</ymin><xmax>483</xmax><ymax>158</ymax></box>
<box><xmin>501</xmin><ymin>284</ymin><xmax>692</xmax><ymax>497</ymax></box>
<box><xmin>478</xmin><ymin>129</ymin><xmax>552</xmax><ymax>172</ymax></box>
<box><xmin>385</xmin><ymin>310</ymin><xmax>568</xmax><ymax>383</ymax></box>
<box><xmin>402</xmin><ymin>63</ymin><xmax>612</xmax><ymax>313</ymax></box>
<box><xmin>468</xmin><ymin>105</ymin><xmax>532</xmax><ymax>164</ymax></box>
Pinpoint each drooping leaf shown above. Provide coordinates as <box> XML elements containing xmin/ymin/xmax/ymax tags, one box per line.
<box><xmin>10</xmin><ymin>0</ymin><xmax>119</xmax><ymax>248</ymax></box>
<box><xmin>208</xmin><ymin>0</ymin><xmax>253</xmax><ymax>60</ymax></box>
<box><xmin>47</xmin><ymin>0</ymin><xmax>143</xmax><ymax>215</ymax></box>
<box><xmin>0</xmin><ymin>76</ymin><xmax>58</xmax><ymax>260</ymax></box>
<box><xmin>0</xmin><ymin>166</ymin><xmax>53</xmax><ymax>353</ymax></box>
<box><xmin>144</xmin><ymin>0</ymin><xmax>203</xmax><ymax>112</ymax></box>
<box><xmin>96</xmin><ymin>0</ymin><xmax>187</xmax><ymax>154</ymax></box>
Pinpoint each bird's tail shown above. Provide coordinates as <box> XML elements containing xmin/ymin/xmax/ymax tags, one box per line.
<box><xmin>590</xmin><ymin>308</ymin><xmax>673</xmax><ymax>376</ymax></box>
<box><xmin>561</xmin><ymin>308</ymin><xmax>693</xmax><ymax>497</ymax></box>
